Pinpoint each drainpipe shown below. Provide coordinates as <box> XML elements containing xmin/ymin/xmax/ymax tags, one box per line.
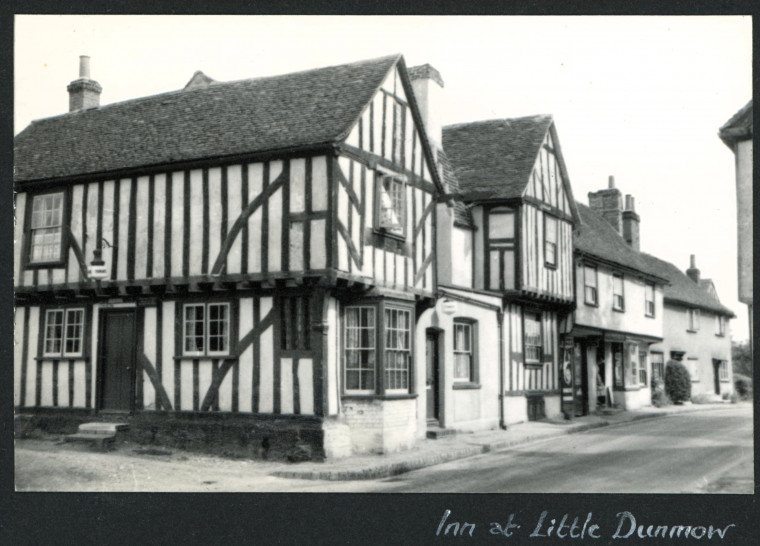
<box><xmin>498</xmin><ymin>308</ymin><xmax>507</xmax><ymax>430</ymax></box>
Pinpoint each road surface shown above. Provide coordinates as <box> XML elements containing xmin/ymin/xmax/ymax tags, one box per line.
<box><xmin>15</xmin><ymin>404</ymin><xmax>752</xmax><ymax>493</ymax></box>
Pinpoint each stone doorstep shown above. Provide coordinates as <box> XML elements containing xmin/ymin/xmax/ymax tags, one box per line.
<box><xmin>426</xmin><ymin>427</ymin><xmax>456</xmax><ymax>440</ymax></box>
<box><xmin>63</xmin><ymin>432</ymin><xmax>116</xmax><ymax>451</ymax></box>
<box><xmin>78</xmin><ymin>422</ymin><xmax>130</xmax><ymax>434</ymax></box>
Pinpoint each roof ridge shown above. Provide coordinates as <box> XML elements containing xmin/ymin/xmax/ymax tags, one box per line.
<box><xmin>443</xmin><ymin>113</ymin><xmax>553</xmax><ymax>131</ymax></box>
<box><xmin>24</xmin><ymin>54</ymin><xmax>404</xmax><ymax>127</ymax></box>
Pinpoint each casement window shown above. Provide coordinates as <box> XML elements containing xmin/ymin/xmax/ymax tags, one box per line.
<box><xmin>183</xmin><ymin>302</ymin><xmax>230</xmax><ymax>356</ymax></box>
<box><xmin>453</xmin><ymin>319</ymin><xmax>477</xmax><ymax>383</ymax></box>
<box><xmin>344</xmin><ymin>304</ymin><xmax>412</xmax><ymax>394</ymax></box>
<box><xmin>43</xmin><ymin>308</ymin><xmax>85</xmax><ymax>357</ymax></box>
<box><xmin>523</xmin><ymin>313</ymin><xmax>542</xmax><ymax>366</ymax></box>
<box><xmin>687</xmin><ymin>308</ymin><xmax>700</xmax><ymax>332</ymax></box>
<box><xmin>384</xmin><ymin>307</ymin><xmax>411</xmax><ymax>392</ymax></box>
<box><xmin>687</xmin><ymin>357</ymin><xmax>700</xmax><ymax>382</ymax></box>
<box><xmin>715</xmin><ymin>315</ymin><xmax>726</xmax><ymax>337</ymax></box>
<box><xmin>487</xmin><ymin>208</ymin><xmax>516</xmax><ymax>291</ymax></box>
<box><xmin>718</xmin><ymin>360</ymin><xmax>729</xmax><ymax>381</ymax></box>
<box><xmin>281</xmin><ymin>296</ymin><xmax>311</xmax><ymax>351</ymax></box>
<box><xmin>645</xmin><ymin>283</ymin><xmax>656</xmax><ymax>317</ymax></box>
<box><xmin>544</xmin><ymin>215</ymin><xmax>558</xmax><ymax>267</ymax></box>
<box><xmin>651</xmin><ymin>352</ymin><xmax>664</xmax><ymax>382</ymax></box>
<box><xmin>28</xmin><ymin>192</ymin><xmax>65</xmax><ymax>264</ymax></box>
<box><xmin>392</xmin><ymin>97</ymin><xmax>406</xmax><ymax>164</ymax></box>
<box><xmin>613</xmin><ymin>343</ymin><xmax>624</xmax><ymax>387</ymax></box>
<box><xmin>612</xmin><ymin>274</ymin><xmax>625</xmax><ymax>311</ymax></box>
<box><xmin>376</xmin><ymin>172</ymin><xmax>406</xmax><ymax>237</ymax></box>
<box><xmin>584</xmin><ymin>265</ymin><xmax>598</xmax><ymax>305</ymax></box>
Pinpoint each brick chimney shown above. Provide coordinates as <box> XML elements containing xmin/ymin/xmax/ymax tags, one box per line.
<box><xmin>686</xmin><ymin>254</ymin><xmax>700</xmax><ymax>283</ymax></box>
<box><xmin>588</xmin><ymin>175</ymin><xmax>623</xmax><ymax>234</ymax></box>
<box><xmin>67</xmin><ymin>55</ymin><xmax>102</xmax><ymax>112</ymax></box>
<box><xmin>622</xmin><ymin>194</ymin><xmax>640</xmax><ymax>251</ymax></box>
<box><xmin>407</xmin><ymin>63</ymin><xmax>444</xmax><ymax>152</ymax></box>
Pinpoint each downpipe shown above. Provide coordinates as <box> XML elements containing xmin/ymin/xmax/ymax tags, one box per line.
<box><xmin>498</xmin><ymin>308</ymin><xmax>507</xmax><ymax>430</ymax></box>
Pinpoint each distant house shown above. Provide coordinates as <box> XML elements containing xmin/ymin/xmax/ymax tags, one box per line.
<box><xmin>718</xmin><ymin>100</ymin><xmax>752</xmax><ymax>356</ymax></box>
<box><xmin>572</xmin><ymin>179</ymin><xmax>668</xmax><ymax>413</ymax></box>
<box><xmin>639</xmin><ymin>253</ymin><xmax>735</xmax><ymax>398</ymax></box>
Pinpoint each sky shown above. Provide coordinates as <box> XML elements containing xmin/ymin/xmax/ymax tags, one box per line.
<box><xmin>14</xmin><ymin>15</ymin><xmax>753</xmax><ymax>341</ymax></box>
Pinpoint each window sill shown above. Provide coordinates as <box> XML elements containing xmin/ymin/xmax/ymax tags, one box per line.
<box><xmin>686</xmin><ymin>329</ymin><xmax>699</xmax><ymax>334</ymax></box>
<box><xmin>544</xmin><ymin>263</ymin><xmax>557</xmax><ymax>270</ymax></box>
<box><xmin>715</xmin><ymin>333</ymin><xmax>725</xmax><ymax>338</ymax></box>
<box><xmin>524</xmin><ymin>362</ymin><xmax>543</xmax><ymax>369</ymax></box>
<box><xmin>720</xmin><ymin>379</ymin><xmax>731</xmax><ymax>383</ymax></box>
<box><xmin>25</xmin><ymin>261</ymin><xmax>67</xmax><ymax>270</ymax></box>
<box><xmin>341</xmin><ymin>393</ymin><xmax>418</xmax><ymax>401</ymax></box>
<box><xmin>645</xmin><ymin>313</ymin><xmax>655</xmax><ymax>319</ymax></box>
<box><xmin>174</xmin><ymin>355</ymin><xmax>235</xmax><ymax>360</ymax></box>
<box><xmin>36</xmin><ymin>356</ymin><xmax>89</xmax><ymax>362</ymax></box>
<box><xmin>612</xmin><ymin>307</ymin><xmax>625</xmax><ymax>313</ymax></box>
<box><xmin>452</xmin><ymin>382</ymin><xmax>481</xmax><ymax>390</ymax></box>
<box><xmin>373</xmin><ymin>228</ymin><xmax>406</xmax><ymax>243</ymax></box>
<box><xmin>584</xmin><ymin>301</ymin><xmax>599</xmax><ymax>308</ymax></box>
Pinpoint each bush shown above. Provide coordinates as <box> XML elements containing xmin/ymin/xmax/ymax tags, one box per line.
<box><xmin>665</xmin><ymin>360</ymin><xmax>691</xmax><ymax>404</ymax></box>
<box><xmin>734</xmin><ymin>373</ymin><xmax>752</xmax><ymax>400</ymax></box>
<box><xmin>650</xmin><ymin>377</ymin><xmax>669</xmax><ymax>407</ymax></box>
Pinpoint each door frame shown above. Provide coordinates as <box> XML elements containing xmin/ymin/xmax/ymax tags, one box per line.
<box><xmin>425</xmin><ymin>327</ymin><xmax>443</xmax><ymax>425</ymax></box>
<box><xmin>96</xmin><ymin>307</ymin><xmax>139</xmax><ymax>413</ymax></box>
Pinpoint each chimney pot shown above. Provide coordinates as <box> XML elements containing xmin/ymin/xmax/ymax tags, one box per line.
<box><xmin>79</xmin><ymin>55</ymin><xmax>91</xmax><ymax>79</ymax></box>
<box><xmin>608</xmin><ymin>175</ymin><xmax>615</xmax><ymax>189</ymax></box>
<box><xmin>690</xmin><ymin>254</ymin><xmax>696</xmax><ymax>268</ymax></box>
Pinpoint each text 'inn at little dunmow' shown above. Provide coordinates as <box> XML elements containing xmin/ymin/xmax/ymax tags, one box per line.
<box><xmin>13</xmin><ymin>54</ymin><xmax>735</xmax><ymax>460</ymax></box>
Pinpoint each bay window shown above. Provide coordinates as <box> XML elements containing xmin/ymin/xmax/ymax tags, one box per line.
<box><xmin>344</xmin><ymin>302</ymin><xmax>413</xmax><ymax>395</ymax></box>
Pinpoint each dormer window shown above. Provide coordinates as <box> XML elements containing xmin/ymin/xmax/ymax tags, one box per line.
<box><xmin>376</xmin><ymin>172</ymin><xmax>406</xmax><ymax>237</ymax></box>
<box><xmin>28</xmin><ymin>191</ymin><xmax>66</xmax><ymax>265</ymax></box>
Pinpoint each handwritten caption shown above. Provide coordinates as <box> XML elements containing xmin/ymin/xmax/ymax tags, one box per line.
<box><xmin>435</xmin><ymin>510</ymin><xmax>735</xmax><ymax>540</ymax></box>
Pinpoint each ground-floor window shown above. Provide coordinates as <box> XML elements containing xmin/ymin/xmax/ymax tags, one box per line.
<box><xmin>718</xmin><ymin>360</ymin><xmax>729</xmax><ymax>381</ymax></box>
<box><xmin>687</xmin><ymin>357</ymin><xmax>700</xmax><ymax>382</ymax></box>
<box><xmin>651</xmin><ymin>352</ymin><xmax>664</xmax><ymax>382</ymax></box>
<box><xmin>43</xmin><ymin>307</ymin><xmax>85</xmax><ymax>357</ymax></box>
<box><xmin>453</xmin><ymin>319</ymin><xmax>478</xmax><ymax>383</ymax></box>
<box><xmin>343</xmin><ymin>301</ymin><xmax>413</xmax><ymax>395</ymax></box>
<box><xmin>638</xmin><ymin>350</ymin><xmax>648</xmax><ymax>386</ymax></box>
<box><xmin>524</xmin><ymin>313</ymin><xmax>542</xmax><ymax>365</ymax></box>
<box><xmin>182</xmin><ymin>302</ymin><xmax>230</xmax><ymax>356</ymax></box>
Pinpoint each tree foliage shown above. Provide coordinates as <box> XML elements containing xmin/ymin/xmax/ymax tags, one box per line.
<box><xmin>731</xmin><ymin>341</ymin><xmax>752</xmax><ymax>377</ymax></box>
<box><xmin>665</xmin><ymin>360</ymin><xmax>691</xmax><ymax>404</ymax></box>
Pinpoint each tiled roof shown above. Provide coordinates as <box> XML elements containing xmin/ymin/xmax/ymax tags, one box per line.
<box><xmin>638</xmin><ymin>253</ymin><xmax>735</xmax><ymax>317</ymax></box>
<box><xmin>575</xmin><ymin>204</ymin><xmax>667</xmax><ymax>281</ymax></box>
<box><xmin>436</xmin><ymin>149</ymin><xmax>474</xmax><ymax>228</ymax></box>
<box><xmin>15</xmin><ymin>55</ymin><xmax>401</xmax><ymax>182</ymax></box>
<box><xmin>442</xmin><ymin>115</ymin><xmax>554</xmax><ymax>200</ymax></box>
<box><xmin>719</xmin><ymin>100</ymin><xmax>752</xmax><ymax>147</ymax></box>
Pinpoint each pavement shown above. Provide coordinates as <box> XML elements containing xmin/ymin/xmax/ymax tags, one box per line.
<box><xmin>271</xmin><ymin>400</ymin><xmax>745</xmax><ymax>481</ymax></box>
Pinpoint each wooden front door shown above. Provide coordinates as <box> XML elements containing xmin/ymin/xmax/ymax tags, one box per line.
<box><xmin>713</xmin><ymin>360</ymin><xmax>722</xmax><ymax>395</ymax></box>
<box><xmin>425</xmin><ymin>330</ymin><xmax>440</xmax><ymax>423</ymax></box>
<box><xmin>98</xmin><ymin>310</ymin><xmax>137</xmax><ymax>411</ymax></box>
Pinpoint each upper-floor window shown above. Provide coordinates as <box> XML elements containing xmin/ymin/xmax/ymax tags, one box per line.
<box><xmin>43</xmin><ymin>308</ymin><xmax>85</xmax><ymax>357</ymax></box>
<box><xmin>281</xmin><ymin>296</ymin><xmax>311</xmax><ymax>351</ymax></box>
<box><xmin>183</xmin><ymin>302</ymin><xmax>230</xmax><ymax>356</ymax></box>
<box><xmin>487</xmin><ymin>208</ymin><xmax>516</xmax><ymax>291</ymax></box>
<box><xmin>544</xmin><ymin>215</ymin><xmax>558</xmax><ymax>267</ymax></box>
<box><xmin>612</xmin><ymin>274</ymin><xmax>625</xmax><ymax>311</ymax></box>
<box><xmin>524</xmin><ymin>313</ymin><xmax>542</xmax><ymax>366</ymax></box>
<box><xmin>453</xmin><ymin>319</ymin><xmax>477</xmax><ymax>383</ymax></box>
<box><xmin>715</xmin><ymin>315</ymin><xmax>726</xmax><ymax>337</ymax></box>
<box><xmin>376</xmin><ymin>172</ymin><xmax>406</xmax><ymax>237</ymax></box>
<box><xmin>29</xmin><ymin>192</ymin><xmax>65</xmax><ymax>264</ymax></box>
<box><xmin>584</xmin><ymin>265</ymin><xmax>598</xmax><ymax>305</ymax></box>
<box><xmin>645</xmin><ymin>283</ymin><xmax>655</xmax><ymax>317</ymax></box>
<box><xmin>687</xmin><ymin>308</ymin><xmax>700</xmax><ymax>332</ymax></box>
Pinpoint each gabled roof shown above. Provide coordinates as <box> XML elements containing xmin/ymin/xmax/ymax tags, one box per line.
<box><xmin>638</xmin><ymin>253</ymin><xmax>735</xmax><ymax>317</ymax></box>
<box><xmin>575</xmin><ymin>204</ymin><xmax>668</xmax><ymax>283</ymax></box>
<box><xmin>442</xmin><ymin>114</ymin><xmax>554</xmax><ymax>200</ymax></box>
<box><xmin>15</xmin><ymin>54</ymin><xmax>401</xmax><ymax>183</ymax></box>
<box><xmin>436</xmin><ymin>149</ymin><xmax>474</xmax><ymax>228</ymax></box>
<box><xmin>719</xmin><ymin>100</ymin><xmax>752</xmax><ymax>148</ymax></box>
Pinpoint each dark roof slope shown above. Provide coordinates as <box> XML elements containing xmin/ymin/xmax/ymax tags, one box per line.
<box><xmin>15</xmin><ymin>55</ymin><xmax>400</xmax><ymax>182</ymax></box>
<box><xmin>638</xmin><ymin>253</ymin><xmax>735</xmax><ymax>317</ymax></box>
<box><xmin>719</xmin><ymin>100</ymin><xmax>752</xmax><ymax>147</ymax></box>
<box><xmin>575</xmin><ymin>204</ymin><xmax>667</xmax><ymax>282</ymax></box>
<box><xmin>442</xmin><ymin>115</ymin><xmax>553</xmax><ymax>200</ymax></box>
<box><xmin>436</xmin><ymin>149</ymin><xmax>473</xmax><ymax>228</ymax></box>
